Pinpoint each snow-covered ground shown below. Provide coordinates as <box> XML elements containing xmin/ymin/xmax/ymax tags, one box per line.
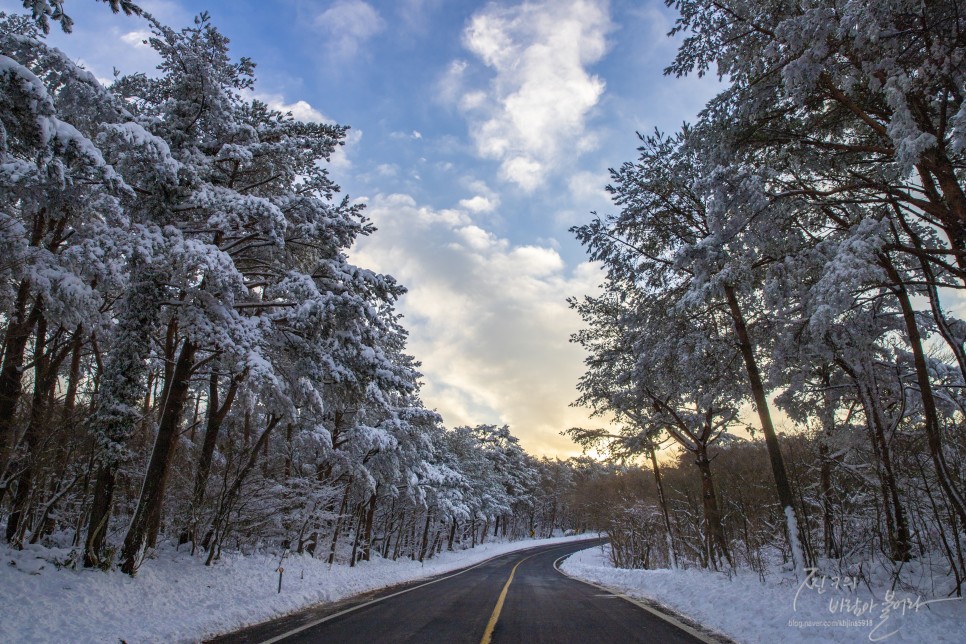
<box><xmin>1</xmin><ymin>534</ymin><xmax>599</xmax><ymax>643</ymax></box>
<box><xmin>560</xmin><ymin>544</ymin><xmax>966</xmax><ymax>643</ymax></box>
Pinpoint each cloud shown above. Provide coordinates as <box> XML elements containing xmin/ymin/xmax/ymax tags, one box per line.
<box><xmin>350</xmin><ymin>193</ymin><xmax>602</xmax><ymax>456</ymax></box>
<box><xmin>449</xmin><ymin>0</ymin><xmax>613</xmax><ymax>191</ymax></box>
<box><xmin>329</xmin><ymin>127</ymin><xmax>363</xmax><ymax>174</ymax></box>
<box><xmin>438</xmin><ymin>59</ymin><xmax>468</xmax><ymax>105</ymax></box>
<box><xmin>258</xmin><ymin>94</ymin><xmax>332</xmax><ymax>123</ymax></box>
<box><xmin>314</xmin><ymin>0</ymin><xmax>386</xmax><ymax>60</ymax></box>
<box><xmin>390</xmin><ymin>130</ymin><xmax>423</xmax><ymax>140</ymax></box>
<box><xmin>395</xmin><ymin>0</ymin><xmax>444</xmax><ymax>34</ymax></box>
<box><xmin>458</xmin><ymin>195</ymin><xmax>499</xmax><ymax>213</ymax></box>
<box><xmin>120</xmin><ymin>29</ymin><xmax>151</xmax><ymax>47</ymax></box>
<box><xmin>567</xmin><ymin>170</ymin><xmax>611</xmax><ymax>206</ymax></box>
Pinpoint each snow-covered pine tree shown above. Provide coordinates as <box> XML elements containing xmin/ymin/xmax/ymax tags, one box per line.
<box><xmin>99</xmin><ymin>13</ymin><xmax>411</xmax><ymax>574</ymax></box>
<box><xmin>570</xmin><ymin>278</ymin><xmax>744</xmax><ymax>570</ymax></box>
<box><xmin>573</xmin><ymin>124</ymin><xmax>811</xmax><ymax>571</ymax></box>
<box><xmin>666</xmin><ymin>0</ymin><xmax>966</xmax><ymax>531</ymax></box>
<box><xmin>0</xmin><ymin>15</ymin><xmax>157</xmax><ymax>552</ymax></box>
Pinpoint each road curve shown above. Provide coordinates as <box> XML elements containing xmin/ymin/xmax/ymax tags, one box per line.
<box><xmin>211</xmin><ymin>539</ymin><xmax>716</xmax><ymax>644</ymax></box>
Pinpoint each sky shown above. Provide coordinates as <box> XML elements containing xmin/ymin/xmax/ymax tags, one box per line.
<box><xmin>3</xmin><ymin>0</ymin><xmax>722</xmax><ymax>456</ymax></box>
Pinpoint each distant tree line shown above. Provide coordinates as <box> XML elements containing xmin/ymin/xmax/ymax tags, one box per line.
<box><xmin>570</xmin><ymin>0</ymin><xmax>966</xmax><ymax>593</ymax></box>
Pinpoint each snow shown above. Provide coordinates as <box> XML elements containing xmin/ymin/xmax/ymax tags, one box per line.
<box><xmin>560</xmin><ymin>545</ymin><xmax>966</xmax><ymax>643</ymax></box>
<box><xmin>784</xmin><ymin>505</ymin><xmax>806</xmax><ymax>580</ymax></box>
<box><xmin>0</xmin><ymin>534</ymin><xmax>599</xmax><ymax>643</ymax></box>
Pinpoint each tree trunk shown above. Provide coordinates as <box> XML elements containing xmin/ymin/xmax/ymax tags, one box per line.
<box><xmin>648</xmin><ymin>444</ymin><xmax>677</xmax><ymax>568</ymax></box>
<box><xmin>917</xmin><ymin>151</ymin><xmax>966</xmax><ymax>254</ymax></box>
<box><xmin>902</xmin><ymin>217</ymin><xmax>966</xmax><ymax>380</ymax></box>
<box><xmin>0</xmin><ymin>208</ymin><xmax>47</xmax><ymax>486</ymax></box>
<box><xmin>120</xmin><ymin>338</ymin><xmax>197</xmax><ymax>575</ymax></box>
<box><xmin>349</xmin><ymin>504</ymin><xmax>363</xmax><ymax>567</ymax></box>
<box><xmin>6</xmin><ymin>312</ymin><xmax>49</xmax><ymax>544</ymax></box>
<box><xmin>545</xmin><ymin>501</ymin><xmax>556</xmax><ymax>539</ymax></box>
<box><xmin>82</xmin><ymin>269</ymin><xmax>165</xmax><ymax>568</ymax></box>
<box><xmin>391</xmin><ymin>512</ymin><xmax>405</xmax><ymax>560</ymax></box>
<box><xmin>882</xmin><ymin>256</ymin><xmax>966</xmax><ymax>531</ymax></box>
<box><xmin>834</xmin><ymin>356</ymin><xmax>911</xmax><ymax>561</ymax></box>
<box><xmin>362</xmin><ymin>491</ymin><xmax>378</xmax><ymax>561</ymax></box>
<box><xmin>724</xmin><ymin>285</ymin><xmax>806</xmax><ymax>570</ymax></box>
<box><xmin>0</xmin><ymin>283</ymin><xmax>41</xmax><ymax>492</ymax></box>
<box><xmin>864</xmin><ymin>385</ymin><xmax>910</xmax><ymax>561</ymax></box>
<box><xmin>409</xmin><ymin>515</ymin><xmax>419</xmax><ymax>560</ymax></box>
<box><xmin>694</xmin><ymin>443</ymin><xmax>731</xmax><ymax>569</ymax></box>
<box><xmin>818</xmin><ymin>439</ymin><xmax>838</xmax><ymax>559</ymax></box>
<box><xmin>419</xmin><ymin>510</ymin><xmax>432</xmax><ymax>562</ymax></box>
<box><xmin>818</xmin><ymin>368</ymin><xmax>840</xmax><ymax>559</ymax></box>
<box><xmin>83</xmin><ymin>463</ymin><xmax>117</xmax><ymax>568</ymax></box>
<box><xmin>62</xmin><ymin>327</ymin><xmax>83</xmax><ymax>425</ymax></box>
<box><xmin>328</xmin><ymin>482</ymin><xmax>351</xmax><ymax>565</ymax></box>
<box><xmin>188</xmin><ymin>365</ymin><xmax>240</xmax><ymax>543</ymax></box>
<box><xmin>429</xmin><ymin>529</ymin><xmax>442</xmax><ymax>559</ymax></box>
<box><xmin>204</xmin><ymin>416</ymin><xmax>278</xmax><ymax>565</ymax></box>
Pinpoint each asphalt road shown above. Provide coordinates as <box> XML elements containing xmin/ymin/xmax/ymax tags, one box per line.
<box><xmin>212</xmin><ymin>539</ymin><xmax>718</xmax><ymax>644</ymax></box>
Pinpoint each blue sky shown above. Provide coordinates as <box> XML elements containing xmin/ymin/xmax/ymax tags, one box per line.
<box><xmin>7</xmin><ymin>0</ymin><xmax>722</xmax><ymax>455</ymax></box>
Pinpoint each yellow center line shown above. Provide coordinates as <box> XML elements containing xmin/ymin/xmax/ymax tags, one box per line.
<box><xmin>479</xmin><ymin>553</ymin><xmax>537</xmax><ymax>644</ymax></box>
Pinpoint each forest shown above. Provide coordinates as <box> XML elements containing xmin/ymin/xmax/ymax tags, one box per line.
<box><xmin>0</xmin><ymin>2</ymin><xmax>608</xmax><ymax>577</ymax></box>
<box><xmin>568</xmin><ymin>0</ymin><xmax>966</xmax><ymax>597</ymax></box>
<box><xmin>1</xmin><ymin>0</ymin><xmax>964</xmax><ymax>614</ymax></box>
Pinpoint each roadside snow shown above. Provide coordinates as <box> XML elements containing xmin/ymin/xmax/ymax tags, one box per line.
<box><xmin>1</xmin><ymin>534</ymin><xmax>600</xmax><ymax>643</ymax></box>
<box><xmin>560</xmin><ymin>545</ymin><xmax>966</xmax><ymax>643</ymax></box>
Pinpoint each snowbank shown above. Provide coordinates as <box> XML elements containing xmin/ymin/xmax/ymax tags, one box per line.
<box><xmin>1</xmin><ymin>534</ymin><xmax>599</xmax><ymax>643</ymax></box>
<box><xmin>560</xmin><ymin>545</ymin><xmax>966</xmax><ymax>643</ymax></box>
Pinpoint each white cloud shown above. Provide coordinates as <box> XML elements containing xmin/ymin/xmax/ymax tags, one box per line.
<box><xmin>120</xmin><ymin>30</ymin><xmax>150</xmax><ymax>48</ymax></box>
<box><xmin>329</xmin><ymin>127</ymin><xmax>363</xmax><ymax>173</ymax></box>
<box><xmin>350</xmin><ymin>193</ymin><xmax>602</xmax><ymax>456</ymax></box>
<box><xmin>284</xmin><ymin>100</ymin><xmax>326</xmax><ymax>123</ymax></box>
<box><xmin>501</xmin><ymin>156</ymin><xmax>544</xmax><ymax>192</ymax></box>
<box><xmin>390</xmin><ymin>130</ymin><xmax>423</xmax><ymax>141</ymax></box>
<box><xmin>258</xmin><ymin>94</ymin><xmax>331</xmax><ymax>123</ymax></box>
<box><xmin>314</xmin><ymin>0</ymin><xmax>386</xmax><ymax>60</ymax></box>
<box><xmin>451</xmin><ymin>0</ymin><xmax>613</xmax><ymax>191</ymax></box>
<box><xmin>458</xmin><ymin>195</ymin><xmax>499</xmax><ymax>213</ymax></box>
<box><xmin>395</xmin><ymin>0</ymin><xmax>444</xmax><ymax>33</ymax></box>
<box><xmin>438</xmin><ymin>59</ymin><xmax>468</xmax><ymax>104</ymax></box>
<box><xmin>462</xmin><ymin>177</ymin><xmax>493</xmax><ymax>194</ymax></box>
<box><xmin>568</xmin><ymin>170</ymin><xmax>611</xmax><ymax>205</ymax></box>
<box><xmin>454</xmin><ymin>224</ymin><xmax>498</xmax><ymax>252</ymax></box>
<box><xmin>456</xmin><ymin>177</ymin><xmax>502</xmax><ymax>215</ymax></box>
<box><xmin>459</xmin><ymin>90</ymin><xmax>487</xmax><ymax>111</ymax></box>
